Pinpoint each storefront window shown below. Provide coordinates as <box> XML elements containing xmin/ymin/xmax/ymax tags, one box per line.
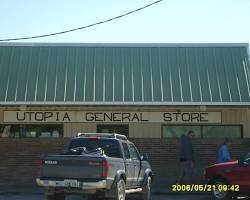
<box><xmin>162</xmin><ymin>125</ymin><xmax>201</xmax><ymax>138</ymax></box>
<box><xmin>162</xmin><ymin>125</ymin><xmax>242</xmax><ymax>138</ymax></box>
<box><xmin>202</xmin><ymin>125</ymin><xmax>242</xmax><ymax>138</ymax></box>
<box><xmin>0</xmin><ymin>124</ymin><xmax>63</xmax><ymax>138</ymax></box>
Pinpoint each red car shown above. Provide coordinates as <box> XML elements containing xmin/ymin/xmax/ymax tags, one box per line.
<box><xmin>205</xmin><ymin>151</ymin><xmax>250</xmax><ymax>200</ymax></box>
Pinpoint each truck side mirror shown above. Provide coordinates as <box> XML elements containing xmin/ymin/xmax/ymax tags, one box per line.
<box><xmin>140</xmin><ymin>153</ymin><xmax>149</xmax><ymax>161</ymax></box>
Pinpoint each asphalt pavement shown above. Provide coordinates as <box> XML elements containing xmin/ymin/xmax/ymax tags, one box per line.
<box><xmin>0</xmin><ymin>193</ymin><xmax>211</xmax><ymax>200</ymax></box>
<box><xmin>0</xmin><ymin>190</ymin><xmax>249</xmax><ymax>200</ymax></box>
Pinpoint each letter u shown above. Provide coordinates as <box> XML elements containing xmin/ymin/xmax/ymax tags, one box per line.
<box><xmin>16</xmin><ymin>112</ymin><xmax>25</xmax><ymax>121</ymax></box>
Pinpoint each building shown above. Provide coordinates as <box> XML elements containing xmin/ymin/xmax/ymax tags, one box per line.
<box><xmin>0</xmin><ymin>43</ymin><xmax>250</xmax><ymax>190</ymax></box>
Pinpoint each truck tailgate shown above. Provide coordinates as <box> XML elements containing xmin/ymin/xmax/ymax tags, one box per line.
<box><xmin>42</xmin><ymin>155</ymin><xmax>105</xmax><ymax>179</ymax></box>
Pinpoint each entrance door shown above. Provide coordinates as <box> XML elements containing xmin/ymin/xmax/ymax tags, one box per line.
<box><xmin>97</xmin><ymin>124</ymin><xmax>129</xmax><ymax>137</ymax></box>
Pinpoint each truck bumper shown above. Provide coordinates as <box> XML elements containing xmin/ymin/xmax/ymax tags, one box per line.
<box><xmin>36</xmin><ymin>178</ymin><xmax>107</xmax><ymax>190</ymax></box>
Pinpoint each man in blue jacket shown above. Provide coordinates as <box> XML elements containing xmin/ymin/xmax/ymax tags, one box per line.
<box><xmin>218</xmin><ymin>138</ymin><xmax>232</xmax><ymax>163</ymax></box>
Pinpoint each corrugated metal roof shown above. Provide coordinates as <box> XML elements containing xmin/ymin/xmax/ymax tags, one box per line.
<box><xmin>0</xmin><ymin>43</ymin><xmax>249</xmax><ymax>106</ymax></box>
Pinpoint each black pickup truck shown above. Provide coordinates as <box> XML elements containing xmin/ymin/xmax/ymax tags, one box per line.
<box><xmin>36</xmin><ymin>133</ymin><xmax>153</xmax><ymax>200</ymax></box>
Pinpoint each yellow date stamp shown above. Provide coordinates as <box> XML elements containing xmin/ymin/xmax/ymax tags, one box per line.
<box><xmin>171</xmin><ymin>184</ymin><xmax>240</xmax><ymax>192</ymax></box>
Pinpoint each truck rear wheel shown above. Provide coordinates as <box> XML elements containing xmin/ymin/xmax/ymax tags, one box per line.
<box><xmin>141</xmin><ymin>176</ymin><xmax>151</xmax><ymax>200</ymax></box>
<box><xmin>114</xmin><ymin>179</ymin><xmax>126</xmax><ymax>200</ymax></box>
<box><xmin>46</xmin><ymin>193</ymin><xmax>65</xmax><ymax>200</ymax></box>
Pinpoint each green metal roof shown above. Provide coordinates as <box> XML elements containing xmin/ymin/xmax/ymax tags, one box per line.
<box><xmin>0</xmin><ymin>43</ymin><xmax>249</xmax><ymax>106</ymax></box>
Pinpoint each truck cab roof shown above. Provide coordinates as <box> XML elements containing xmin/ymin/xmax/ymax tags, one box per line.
<box><xmin>76</xmin><ymin>133</ymin><xmax>128</xmax><ymax>141</ymax></box>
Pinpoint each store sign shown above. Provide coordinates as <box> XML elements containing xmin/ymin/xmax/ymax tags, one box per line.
<box><xmin>4</xmin><ymin>111</ymin><xmax>221</xmax><ymax>123</ymax></box>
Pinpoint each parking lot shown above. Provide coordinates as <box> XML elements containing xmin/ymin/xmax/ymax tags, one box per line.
<box><xmin>0</xmin><ymin>190</ymin><xmax>249</xmax><ymax>200</ymax></box>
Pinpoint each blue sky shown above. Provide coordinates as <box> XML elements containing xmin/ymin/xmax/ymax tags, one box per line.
<box><xmin>0</xmin><ymin>0</ymin><xmax>250</xmax><ymax>44</ymax></box>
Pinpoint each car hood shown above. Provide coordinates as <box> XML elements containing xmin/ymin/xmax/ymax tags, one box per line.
<box><xmin>207</xmin><ymin>160</ymin><xmax>238</xmax><ymax>168</ymax></box>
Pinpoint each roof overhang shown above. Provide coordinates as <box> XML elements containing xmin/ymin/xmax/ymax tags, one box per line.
<box><xmin>0</xmin><ymin>101</ymin><xmax>250</xmax><ymax>107</ymax></box>
<box><xmin>0</xmin><ymin>42</ymin><xmax>248</xmax><ymax>48</ymax></box>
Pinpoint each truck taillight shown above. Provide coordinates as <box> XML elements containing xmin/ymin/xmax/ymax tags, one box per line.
<box><xmin>101</xmin><ymin>160</ymin><xmax>109</xmax><ymax>178</ymax></box>
<box><xmin>37</xmin><ymin>159</ymin><xmax>43</xmax><ymax>177</ymax></box>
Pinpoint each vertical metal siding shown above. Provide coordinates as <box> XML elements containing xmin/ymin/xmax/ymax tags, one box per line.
<box><xmin>0</xmin><ymin>45</ymin><xmax>249</xmax><ymax>104</ymax></box>
<box><xmin>159</xmin><ymin>48</ymin><xmax>172</xmax><ymax>102</ymax></box>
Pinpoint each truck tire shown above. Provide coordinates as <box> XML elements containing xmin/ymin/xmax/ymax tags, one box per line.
<box><xmin>47</xmin><ymin>193</ymin><xmax>65</xmax><ymax>200</ymax></box>
<box><xmin>114</xmin><ymin>179</ymin><xmax>126</xmax><ymax>200</ymax></box>
<box><xmin>211</xmin><ymin>178</ymin><xmax>233</xmax><ymax>200</ymax></box>
<box><xmin>141</xmin><ymin>176</ymin><xmax>151</xmax><ymax>200</ymax></box>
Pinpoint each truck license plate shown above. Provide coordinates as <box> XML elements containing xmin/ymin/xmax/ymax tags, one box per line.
<box><xmin>64</xmin><ymin>179</ymin><xmax>80</xmax><ymax>188</ymax></box>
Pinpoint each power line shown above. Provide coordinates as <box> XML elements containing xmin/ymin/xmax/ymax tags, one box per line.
<box><xmin>0</xmin><ymin>0</ymin><xmax>164</xmax><ymax>42</ymax></box>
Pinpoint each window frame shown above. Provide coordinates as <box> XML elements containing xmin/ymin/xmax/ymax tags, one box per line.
<box><xmin>122</xmin><ymin>142</ymin><xmax>131</xmax><ymax>159</ymax></box>
<box><xmin>161</xmin><ymin>124</ymin><xmax>202</xmax><ymax>138</ymax></box>
<box><xmin>128</xmin><ymin>143</ymin><xmax>140</xmax><ymax>160</ymax></box>
<box><xmin>0</xmin><ymin>123</ymin><xmax>64</xmax><ymax>138</ymax></box>
<box><xmin>161</xmin><ymin>124</ymin><xmax>243</xmax><ymax>139</ymax></box>
<box><xmin>201</xmin><ymin>124</ymin><xmax>243</xmax><ymax>138</ymax></box>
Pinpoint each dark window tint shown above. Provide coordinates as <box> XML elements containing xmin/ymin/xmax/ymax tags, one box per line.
<box><xmin>162</xmin><ymin>125</ymin><xmax>242</xmax><ymax>138</ymax></box>
<box><xmin>122</xmin><ymin>143</ymin><xmax>130</xmax><ymax>159</ymax></box>
<box><xmin>162</xmin><ymin>125</ymin><xmax>201</xmax><ymax>138</ymax></box>
<box><xmin>68</xmin><ymin>138</ymin><xmax>122</xmax><ymax>158</ymax></box>
<box><xmin>203</xmin><ymin>126</ymin><xmax>241</xmax><ymax>138</ymax></box>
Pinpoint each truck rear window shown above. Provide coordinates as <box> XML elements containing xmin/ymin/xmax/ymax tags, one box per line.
<box><xmin>68</xmin><ymin>138</ymin><xmax>122</xmax><ymax>158</ymax></box>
